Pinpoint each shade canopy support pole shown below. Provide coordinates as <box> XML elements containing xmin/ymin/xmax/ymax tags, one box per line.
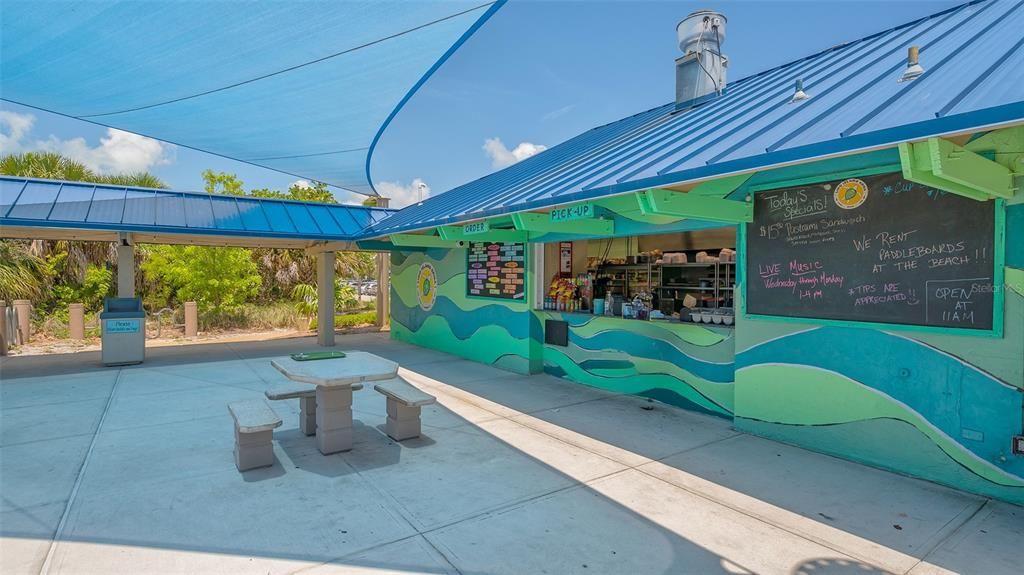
<box><xmin>116</xmin><ymin>233</ymin><xmax>135</xmax><ymax>297</ymax></box>
<box><xmin>375</xmin><ymin>197</ymin><xmax>391</xmax><ymax>328</ymax></box>
<box><xmin>317</xmin><ymin>251</ymin><xmax>335</xmax><ymax>347</ymax></box>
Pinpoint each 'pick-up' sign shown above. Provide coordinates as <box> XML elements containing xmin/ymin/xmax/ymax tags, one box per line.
<box><xmin>549</xmin><ymin>203</ymin><xmax>594</xmax><ymax>223</ymax></box>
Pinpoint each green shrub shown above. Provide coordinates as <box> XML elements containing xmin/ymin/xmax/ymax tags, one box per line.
<box><xmin>309</xmin><ymin>310</ymin><xmax>376</xmax><ymax>332</ymax></box>
<box><xmin>142</xmin><ymin>245</ymin><xmax>260</xmax><ymax>313</ymax></box>
<box><xmin>199</xmin><ymin>302</ymin><xmax>302</xmax><ymax>331</ymax></box>
<box><xmin>50</xmin><ymin>265</ymin><xmax>112</xmax><ymax>312</ymax></box>
<box><xmin>337</xmin><ymin>310</ymin><xmax>376</xmax><ymax>329</ymax></box>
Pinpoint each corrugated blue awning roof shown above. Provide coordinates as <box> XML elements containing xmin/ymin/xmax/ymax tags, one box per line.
<box><xmin>0</xmin><ymin>176</ymin><xmax>394</xmax><ymax>244</ymax></box>
<box><xmin>0</xmin><ymin>1</ymin><xmax>504</xmax><ymax>196</ymax></box>
<box><xmin>367</xmin><ymin>0</ymin><xmax>1024</xmax><ymax>237</ymax></box>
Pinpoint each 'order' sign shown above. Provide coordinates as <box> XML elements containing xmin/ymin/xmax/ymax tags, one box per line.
<box><xmin>463</xmin><ymin>221</ymin><xmax>490</xmax><ymax>235</ymax></box>
<box><xmin>549</xmin><ymin>203</ymin><xmax>594</xmax><ymax>223</ymax></box>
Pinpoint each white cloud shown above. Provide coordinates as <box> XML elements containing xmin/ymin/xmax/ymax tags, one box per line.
<box><xmin>482</xmin><ymin>137</ymin><xmax>547</xmax><ymax>169</ymax></box>
<box><xmin>290</xmin><ymin>179</ymin><xmax>312</xmax><ymax>189</ymax></box>
<box><xmin>0</xmin><ymin>110</ymin><xmax>36</xmax><ymax>153</ymax></box>
<box><xmin>374</xmin><ymin>178</ymin><xmax>431</xmax><ymax>208</ymax></box>
<box><xmin>36</xmin><ymin>128</ymin><xmax>174</xmax><ymax>174</ymax></box>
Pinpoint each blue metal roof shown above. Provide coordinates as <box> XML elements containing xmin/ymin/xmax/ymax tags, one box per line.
<box><xmin>0</xmin><ymin>1</ymin><xmax>504</xmax><ymax>196</ymax></box>
<box><xmin>368</xmin><ymin>0</ymin><xmax>1024</xmax><ymax>237</ymax></box>
<box><xmin>0</xmin><ymin>177</ymin><xmax>394</xmax><ymax>243</ymax></box>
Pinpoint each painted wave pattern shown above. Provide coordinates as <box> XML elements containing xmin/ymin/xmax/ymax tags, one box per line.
<box><xmin>552</xmin><ymin>312</ymin><xmax>730</xmax><ymax>348</ymax></box>
<box><xmin>391</xmin><ymin>249</ymin><xmax>536</xmax><ymax>374</ymax></box>
<box><xmin>737</xmin><ymin>327</ymin><xmax>1024</xmax><ymax>500</ymax></box>
<box><xmin>394</xmin><ymin>295</ymin><xmax>541</xmax><ymax>341</ymax></box>
<box><xmin>567</xmin><ymin>330</ymin><xmax>733</xmax><ymax>383</ymax></box>
<box><xmin>539</xmin><ymin>313</ymin><xmax>736</xmax><ymax>417</ymax></box>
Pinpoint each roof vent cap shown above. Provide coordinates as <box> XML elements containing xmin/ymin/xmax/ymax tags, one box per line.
<box><xmin>790</xmin><ymin>79</ymin><xmax>810</xmax><ymax>103</ymax></box>
<box><xmin>899</xmin><ymin>46</ymin><xmax>925</xmax><ymax>82</ymax></box>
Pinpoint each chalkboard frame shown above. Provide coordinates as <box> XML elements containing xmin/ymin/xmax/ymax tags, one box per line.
<box><xmin>737</xmin><ymin>171</ymin><xmax>1006</xmax><ymax>338</ymax></box>
<box><xmin>464</xmin><ymin>241</ymin><xmax>530</xmax><ymax>304</ymax></box>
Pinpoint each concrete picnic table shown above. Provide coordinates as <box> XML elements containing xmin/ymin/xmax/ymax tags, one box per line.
<box><xmin>271</xmin><ymin>351</ymin><xmax>398</xmax><ymax>454</ymax></box>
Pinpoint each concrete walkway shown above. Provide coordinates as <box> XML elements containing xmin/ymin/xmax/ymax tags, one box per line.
<box><xmin>0</xmin><ymin>333</ymin><xmax>1019</xmax><ymax>574</ymax></box>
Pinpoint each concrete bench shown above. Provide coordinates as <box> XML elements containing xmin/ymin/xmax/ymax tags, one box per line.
<box><xmin>265</xmin><ymin>382</ymin><xmax>363</xmax><ymax>436</ymax></box>
<box><xmin>373</xmin><ymin>377</ymin><xmax>436</xmax><ymax>441</ymax></box>
<box><xmin>228</xmin><ymin>399</ymin><xmax>282</xmax><ymax>471</ymax></box>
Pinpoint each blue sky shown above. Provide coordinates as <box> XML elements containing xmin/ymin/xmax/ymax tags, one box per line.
<box><xmin>0</xmin><ymin>0</ymin><xmax>960</xmax><ymax>206</ymax></box>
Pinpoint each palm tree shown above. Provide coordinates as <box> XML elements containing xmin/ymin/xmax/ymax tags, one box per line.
<box><xmin>102</xmin><ymin>172</ymin><xmax>167</xmax><ymax>188</ymax></box>
<box><xmin>0</xmin><ymin>152</ymin><xmax>97</xmax><ymax>182</ymax></box>
<box><xmin>0</xmin><ymin>241</ymin><xmax>47</xmax><ymax>302</ymax></box>
<box><xmin>1</xmin><ymin>151</ymin><xmax>168</xmax><ymax>290</ymax></box>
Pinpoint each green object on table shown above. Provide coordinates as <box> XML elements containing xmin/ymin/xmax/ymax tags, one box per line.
<box><xmin>290</xmin><ymin>351</ymin><xmax>347</xmax><ymax>362</ymax></box>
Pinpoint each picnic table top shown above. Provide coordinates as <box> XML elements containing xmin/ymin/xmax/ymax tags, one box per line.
<box><xmin>271</xmin><ymin>351</ymin><xmax>398</xmax><ymax>387</ymax></box>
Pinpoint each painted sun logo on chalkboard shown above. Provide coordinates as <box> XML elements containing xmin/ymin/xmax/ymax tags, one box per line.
<box><xmin>834</xmin><ymin>178</ymin><xmax>868</xmax><ymax>209</ymax></box>
<box><xmin>416</xmin><ymin>263</ymin><xmax>437</xmax><ymax>311</ymax></box>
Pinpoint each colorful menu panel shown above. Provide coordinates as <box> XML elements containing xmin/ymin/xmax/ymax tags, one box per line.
<box><xmin>745</xmin><ymin>172</ymin><xmax>996</xmax><ymax>331</ymax></box>
<box><xmin>467</xmin><ymin>242</ymin><xmax>526</xmax><ymax>300</ymax></box>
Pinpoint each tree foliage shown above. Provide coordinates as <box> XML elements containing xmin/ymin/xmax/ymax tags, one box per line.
<box><xmin>50</xmin><ymin>265</ymin><xmax>112</xmax><ymax>312</ymax></box>
<box><xmin>201</xmin><ymin>169</ymin><xmax>245</xmax><ymax>196</ymax></box>
<box><xmin>291</xmin><ymin>281</ymin><xmax>359</xmax><ymax>321</ymax></box>
<box><xmin>0</xmin><ymin>241</ymin><xmax>47</xmax><ymax>302</ymax></box>
<box><xmin>1</xmin><ymin>152</ymin><xmax>168</xmax><ymax>188</ymax></box>
<box><xmin>0</xmin><ymin>155</ymin><xmax>375</xmax><ymax>329</ymax></box>
<box><xmin>142</xmin><ymin>245</ymin><xmax>260</xmax><ymax>312</ymax></box>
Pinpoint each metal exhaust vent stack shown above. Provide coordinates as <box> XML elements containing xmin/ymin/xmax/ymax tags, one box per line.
<box><xmin>900</xmin><ymin>45</ymin><xmax>925</xmax><ymax>82</ymax></box>
<box><xmin>675</xmin><ymin>9</ymin><xmax>728</xmax><ymax>109</ymax></box>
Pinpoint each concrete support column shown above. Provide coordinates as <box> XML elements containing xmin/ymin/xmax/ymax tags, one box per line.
<box><xmin>375</xmin><ymin>197</ymin><xmax>390</xmax><ymax>328</ymax></box>
<box><xmin>13</xmin><ymin>299</ymin><xmax>31</xmax><ymax>345</ymax></box>
<box><xmin>117</xmin><ymin>234</ymin><xmax>135</xmax><ymax>298</ymax></box>
<box><xmin>184</xmin><ymin>302</ymin><xmax>198</xmax><ymax>337</ymax></box>
<box><xmin>317</xmin><ymin>251</ymin><xmax>335</xmax><ymax>347</ymax></box>
<box><xmin>69</xmin><ymin>303</ymin><xmax>85</xmax><ymax>340</ymax></box>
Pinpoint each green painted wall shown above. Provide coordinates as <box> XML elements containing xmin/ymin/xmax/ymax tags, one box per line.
<box><xmin>734</xmin><ymin>199</ymin><xmax>1024</xmax><ymax>506</ymax></box>
<box><xmin>390</xmin><ymin>248</ymin><xmax>541</xmax><ymax>374</ymax></box>
<box><xmin>389</xmin><ymin>144</ymin><xmax>1024</xmax><ymax>506</ymax></box>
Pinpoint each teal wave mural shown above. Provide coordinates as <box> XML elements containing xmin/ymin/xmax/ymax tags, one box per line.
<box><xmin>539</xmin><ymin>312</ymin><xmax>735</xmax><ymax>418</ymax></box>
<box><xmin>394</xmin><ymin>295</ymin><xmax>542</xmax><ymax>341</ymax></box>
<box><xmin>736</xmin><ymin>325</ymin><xmax>1024</xmax><ymax>505</ymax></box>
<box><xmin>388</xmin><ymin>197</ymin><xmax>1023</xmax><ymax>506</ymax></box>
<box><xmin>391</xmin><ymin>247</ymin><xmax>539</xmax><ymax>374</ymax></box>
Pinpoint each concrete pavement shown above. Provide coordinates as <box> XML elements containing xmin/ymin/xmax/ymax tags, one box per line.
<box><xmin>0</xmin><ymin>333</ymin><xmax>1020</xmax><ymax>574</ymax></box>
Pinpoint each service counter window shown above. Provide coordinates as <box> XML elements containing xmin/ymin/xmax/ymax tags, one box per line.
<box><xmin>535</xmin><ymin>228</ymin><xmax>738</xmax><ymax>326</ymax></box>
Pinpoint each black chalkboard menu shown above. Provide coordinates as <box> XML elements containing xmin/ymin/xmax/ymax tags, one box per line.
<box><xmin>745</xmin><ymin>172</ymin><xmax>997</xmax><ymax>331</ymax></box>
<box><xmin>467</xmin><ymin>242</ymin><xmax>526</xmax><ymax>300</ymax></box>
